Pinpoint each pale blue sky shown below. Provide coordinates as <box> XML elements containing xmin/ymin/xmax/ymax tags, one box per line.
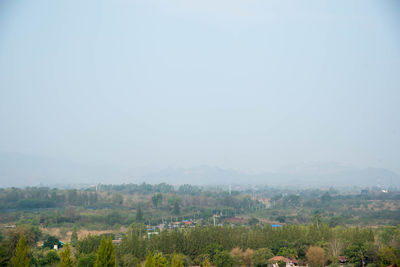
<box><xmin>0</xmin><ymin>0</ymin><xmax>399</xmax><ymax>176</ymax></box>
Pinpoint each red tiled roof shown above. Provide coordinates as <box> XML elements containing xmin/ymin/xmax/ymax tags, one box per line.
<box><xmin>269</xmin><ymin>256</ymin><xmax>291</xmax><ymax>262</ymax></box>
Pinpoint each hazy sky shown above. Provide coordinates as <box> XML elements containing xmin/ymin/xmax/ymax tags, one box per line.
<box><xmin>1</xmin><ymin>0</ymin><xmax>399</xmax><ymax>174</ymax></box>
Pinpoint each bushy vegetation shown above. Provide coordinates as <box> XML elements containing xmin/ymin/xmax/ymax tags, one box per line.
<box><xmin>0</xmin><ymin>183</ymin><xmax>399</xmax><ymax>266</ymax></box>
<box><xmin>1</xmin><ymin>223</ymin><xmax>400</xmax><ymax>266</ymax></box>
<box><xmin>1</xmin><ymin>184</ymin><xmax>399</xmax><ymax>228</ymax></box>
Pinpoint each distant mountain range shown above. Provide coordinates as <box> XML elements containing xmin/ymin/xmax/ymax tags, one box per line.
<box><xmin>0</xmin><ymin>152</ymin><xmax>399</xmax><ymax>188</ymax></box>
<box><xmin>142</xmin><ymin>164</ymin><xmax>400</xmax><ymax>188</ymax></box>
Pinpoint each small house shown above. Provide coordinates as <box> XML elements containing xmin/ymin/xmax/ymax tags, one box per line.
<box><xmin>268</xmin><ymin>256</ymin><xmax>298</xmax><ymax>267</ymax></box>
<box><xmin>338</xmin><ymin>256</ymin><xmax>348</xmax><ymax>264</ymax></box>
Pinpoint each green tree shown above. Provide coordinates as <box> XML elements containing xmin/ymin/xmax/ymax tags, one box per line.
<box><xmin>120</xmin><ymin>254</ymin><xmax>139</xmax><ymax>267</ymax></box>
<box><xmin>75</xmin><ymin>234</ymin><xmax>102</xmax><ymax>259</ymax></box>
<box><xmin>112</xmin><ymin>194</ymin><xmax>124</xmax><ymax>205</ymax></box>
<box><xmin>59</xmin><ymin>243</ymin><xmax>74</xmax><ymax>267</ymax></box>
<box><xmin>152</xmin><ymin>194</ymin><xmax>163</xmax><ymax>208</ymax></box>
<box><xmin>201</xmin><ymin>258</ymin><xmax>211</xmax><ymax>267</ymax></box>
<box><xmin>11</xmin><ymin>235</ymin><xmax>30</xmax><ymax>267</ymax></box>
<box><xmin>285</xmin><ymin>195</ymin><xmax>300</xmax><ymax>207</ymax></box>
<box><xmin>136</xmin><ymin>207</ymin><xmax>144</xmax><ymax>222</ymax></box>
<box><xmin>145</xmin><ymin>252</ymin><xmax>155</xmax><ymax>267</ymax></box>
<box><xmin>70</xmin><ymin>228</ymin><xmax>78</xmax><ymax>247</ymax></box>
<box><xmin>171</xmin><ymin>253</ymin><xmax>184</xmax><ymax>267</ymax></box>
<box><xmin>203</xmin><ymin>244</ymin><xmax>223</xmax><ymax>261</ymax></box>
<box><xmin>251</xmin><ymin>248</ymin><xmax>273</xmax><ymax>267</ymax></box>
<box><xmin>277</xmin><ymin>247</ymin><xmax>298</xmax><ymax>259</ymax></box>
<box><xmin>344</xmin><ymin>243</ymin><xmax>370</xmax><ymax>267</ymax></box>
<box><xmin>95</xmin><ymin>236</ymin><xmax>116</xmax><ymax>267</ymax></box>
<box><xmin>117</xmin><ymin>226</ymin><xmax>146</xmax><ymax>261</ymax></box>
<box><xmin>44</xmin><ymin>250</ymin><xmax>60</xmax><ymax>266</ymax></box>
<box><xmin>77</xmin><ymin>254</ymin><xmax>97</xmax><ymax>267</ymax></box>
<box><xmin>377</xmin><ymin>246</ymin><xmax>398</xmax><ymax>267</ymax></box>
<box><xmin>30</xmin><ymin>249</ymin><xmax>46</xmax><ymax>266</ymax></box>
<box><xmin>276</xmin><ymin>216</ymin><xmax>286</xmax><ymax>223</ymax></box>
<box><xmin>321</xmin><ymin>192</ymin><xmax>331</xmax><ymax>203</ymax></box>
<box><xmin>248</xmin><ymin>217</ymin><xmax>259</xmax><ymax>227</ymax></box>
<box><xmin>0</xmin><ymin>242</ymin><xmax>9</xmax><ymax>267</ymax></box>
<box><xmin>153</xmin><ymin>252</ymin><xmax>169</xmax><ymax>267</ymax></box>
<box><xmin>328</xmin><ymin>216</ymin><xmax>343</xmax><ymax>228</ymax></box>
<box><xmin>213</xmin><ymin>251</ymin><xmax>234</xmax><ymax>267</ymax></box>
<box><xmin>6</xmin><ymin>224</ymin><xmax>41</xmax><ymax>252</ymax></box>
<box><xmin>130</xmin><ymin>223</ymin><xmax>147</xmax><ymax>238</ymax></box>
<box><xmin>311</xmin><ymin>214</ymin><xmax>322</xmax><ymax>229</ymax></box>
<box><xmin>173</xmin><ymin>202</ymin><xmax>180</xmax><ymax>215</ymax></box>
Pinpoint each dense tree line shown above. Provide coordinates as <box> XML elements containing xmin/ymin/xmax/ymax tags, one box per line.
<box><xmin>1</xmin><ymin>222</ymin><xmax>399</xmax><ymax>267</ymax></box>
<box><xmin>1</xmin><ymin>185</ymin><xmax>399</xmax><ymax>229</ymax></box>
<box><xmin>0</xmin><ymin>188</ymin><xmax>99</xmax><ymax>209</ymax></box>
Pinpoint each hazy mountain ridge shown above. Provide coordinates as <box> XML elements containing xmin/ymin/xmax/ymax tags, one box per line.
<box><xmin>0</xmin><ymin>153</ymin><xmax>399</xmax><ymax>188</ymax></box>
<box><xmin>144</xmin><ymin>165</ymin><xmax>400</xmax><ymax>188</ymax></box>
